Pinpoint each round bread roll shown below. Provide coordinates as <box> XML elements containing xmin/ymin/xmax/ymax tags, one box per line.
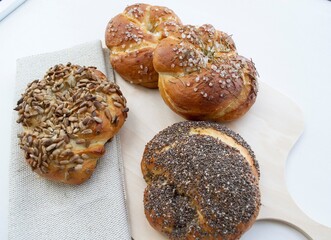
<box><xmin>15</xmin><ymin>63</ymin><xmax>128</xmax><ymax>184</ymax></box>
<box><xmin>142</xmin><ymin>121</ymin><xmax>260</xmax><ymax>239</ymax></box>
<box><xmin>153</xmin><ymin>24</ymin><xmax>258</xmax><ymax>122</ymax></box>
<box><xmin>105</xmin><ymin>3</ymin><xmax>182</xmax><ymax>88</ymax></box>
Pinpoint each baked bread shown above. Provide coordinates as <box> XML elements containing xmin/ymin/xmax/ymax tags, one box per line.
<box><xmin>153</xmin><ymin>24</ymin><xmax>258</xmax><ymax>122</ymax></box>
<box><xmin>15</xmin><ymin>63</ymin><xmax>128</xmax><ymax>184</ymax></box>
<box><xmin>142</xmin><ymin>121</ymin><xmax>260</xmax><ymax>239</ymax></box>
<box><xmin>105</xmin><ymin>3</ymin><xmax>182</xmax><ymax>88</ymax></box>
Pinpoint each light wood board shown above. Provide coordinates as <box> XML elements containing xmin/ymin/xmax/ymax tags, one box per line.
<box><xmin>116</xmin><ymin>74</ymin><xmax>331</xmax><ymax>240</ymax></box>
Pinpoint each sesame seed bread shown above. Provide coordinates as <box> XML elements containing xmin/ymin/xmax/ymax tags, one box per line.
<box><xmin>153</xmin><ymin>24</ymin><xmax>258</xmax><ymax>122</ymax></box>
<box><xmin>15</xmin><ymin>63</ymin><xmax>128</xmax><ymax>185</ymax></box>
<box><xmin>105</xmin><ymin>3</ymin><xmax>182</xmax><ymax>88</ymax></box>
<box><xmin>142</xmin><ymin>121</ymin><xmax>260</xmax><ymax>239</ymax></box>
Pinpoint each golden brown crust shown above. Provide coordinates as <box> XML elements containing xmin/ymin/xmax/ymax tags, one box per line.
<box><xmin>105</xmin><ymin>3</ymin><xmax>182</xmax><ymax>88</ymax></box>
<box><xmin>141</xmin><ymin>121</ymin><xmax>260</xmax><ymax>239</ymax></box>
<box><xmin>15</xmin><ymin>63</ymin><xmax>128</xmax><ymax>185</ymax></box>
<box><xmin>110</xmin><ymin>47</ymin><xmax>159</xmax><ymax>88</ymax></box>
<box><xmin>153</xmin><ymin>24</ymin><xmax>258</xmax><ymax>122</ymax></box>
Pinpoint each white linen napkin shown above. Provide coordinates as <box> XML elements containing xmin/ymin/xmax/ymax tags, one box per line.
<box><xmin>9</xmin><ymin>40</ymin><xmax>131</xmax><ymax>240</ymax></box>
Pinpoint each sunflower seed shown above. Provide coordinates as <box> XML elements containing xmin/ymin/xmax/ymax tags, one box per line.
<box><xmin>81</xmin><ymin>154</ymin><xmax>89</xmax><ymax>159</ymax></box>
<box><xmin>93</xmin><ymin>101</ymin><xmax>103</xmax><ymax>110</ymax></box>
<box><xmin>27</xmin><ymin>135</ymin><xmax>33</xmax><ymax>144</ymax></box>
<box><xmin>111</xmin><ymin>95</ymin><xmax>121</xmax><ymax>102</ymax></box>
<box><xmin>30</xmin><ymin>154</ymin><xmax>38</xmax><ymax>161</ymax></box>
<box><xmin>64</xmin><ymin>118</ymin><xmax>70</xmax><ymax>127</ymax></box>
<box><xmin>74</xmin><ymin>164</ymin><xmax>83</xmax><ymax>171</ymax></box>
<box><xmin>81</xmin><ymin>129</ymin><xmax>92</xmax><ymax>134</ymax></box>
<box><xmin>82</xmin><ymin>117</ymin><xmax>91</xmax><ymax>125</ymax></box>
<box><xmin>53</xmin><ymin>137</ymin><xmax>63</xmax><ymax>143</ymax></box>
<box><xmin>59</xmin><ymin>165</ymin><xmax>65</xmax><ymax>170</ymax></box>
<box><xmin>73</xmin><ymin>128</ymin><xmax>80</xmax><ymax>134</ymax></box>
<box><xmin>46</xmin><ymin>143</ymin><xmax>57</xmax><ymax>151</ymax></box>
<box><xmin>32</xmin><ymin>161</ymin><xmax>37</xmax><ymax>168</ymax></box>
<box><xmin>66</xmin><ymin>125</ymin><xmax>73</xmax><ymax>134</ymax></box>
<box><xmin>59</xmin><ymin>160</ymin><xmax>69</xmax><ymax>165</ymax></box>
<box><xmin>42</xmin><ymin>162</ymin><xmax>49</xmax><ymax>167</ymax></box>
<box><xmin>77</xmin><ymin>106</ymin><xmax>87</xmax><ymax>114</ymax></box>
<box><xmin>13</xmin><ymin>105</ymin><xmax>21</xmax><ymax>111</ymax></box>
<box><xmin>114</xmin><ymin>102</ymin><xmax>123</xmax><ymax>108</ymax></box>
<box><xmin>70</xmin><ymin>155</ymin><xmax>80</xmax><ymax>162</ymax></box>
<box><xmin>105</xmin><ymin>109</ymin><xmax>112</xmax><ymax>121</ymax></box>
<box><xmin>56</xmin><ymin>140</ymin><xmax>65</xmax><ymax>148</ymax></box>
<box><xmin>60</xmin><ymin>149</ymin><xmax>72</xmax><ymax>157</ymax></box>
<box><xmin>79</xmin><ymin>121</ymin><xmax>86</xmax><ymax>130</ymax></box>
<box><xmin>93</xmin><ymin>116</ymin><xmax>102</xmax><ymax>123</ymax></box>
<box><xmin>34</xmin><ymin>106</ymin><xmax>44</xmax><ymax>113</ymax></box>
<box><xmin>68</xmin><ymin>116</ymin><xmax>78</xmax><ymax>122</ymax></box>
<box><xmin>75</xmin><ymin>158</ymin><xmax>84</xmax><ymax>164</ymax></box>
<box><xmin>79</xmin><ymin>101</ymin><xmax>88</xmax><ymax>108</ymax></box>
<box><xmin>112</xmin><ymin>115</ymin><xmax>118</xmax><ymax>124</ymax></box>
<box><xmin>17</xmin><ymin>97</ymin><xmax>23</xmax><ymax>105</ymax></box>
<box><xmin>63</xmin><ymin>134</ymin><xmax>70</xmax><ymax>143</ymax></box>
<box><xmin>65</xmin><ymin>144</ymin><xmax>73</xmax><ymax>149</ymax></box>
<box><xmin>76</xmin><ymin>67</ymin><xmax>84</xmax><ymax>74</ymax></box>
<box><xmin>75</xmin><ymin>139</ymin><xmax>85</xmax><ymax>144</ymax></box>
<box><xmin>52</xmin><ymin>148</ymin><xmax>62</xmax><ymax>156</ymax></box>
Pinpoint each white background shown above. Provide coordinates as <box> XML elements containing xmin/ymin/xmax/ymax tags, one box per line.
<box><xmin>0</xmin><ymin>0</ymin><xmax>330</xmax><ymax>239</ymax></box>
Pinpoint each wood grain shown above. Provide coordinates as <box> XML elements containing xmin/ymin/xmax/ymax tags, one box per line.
<box><xmin>116</xmin><ymin>74</ymin><xmax>331</xmax><ymax>239</ymax></box>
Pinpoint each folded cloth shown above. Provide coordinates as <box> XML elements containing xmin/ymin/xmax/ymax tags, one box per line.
<box><xmin>9</xmin><ymin>40</ymin><xmax>131</xmax><ymax>240</ymax></box>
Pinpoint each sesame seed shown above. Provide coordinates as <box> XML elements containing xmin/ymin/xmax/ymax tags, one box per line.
<box><xmin>211</xmin><ymin>64</ymin><xmax>217</xmax><ymax>71</ymax></box>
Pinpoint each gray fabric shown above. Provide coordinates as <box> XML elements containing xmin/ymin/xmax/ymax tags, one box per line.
<box><xmin>9</xmin><ymin>41</ymin><xmax>131</xmax><ymax>240</ymax></box>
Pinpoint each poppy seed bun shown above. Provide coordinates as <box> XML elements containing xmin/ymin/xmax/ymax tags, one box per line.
<box><xmin>142</xmin><ymin>121</ymin><xmax>260</xmax><ymax>239</ymax></box>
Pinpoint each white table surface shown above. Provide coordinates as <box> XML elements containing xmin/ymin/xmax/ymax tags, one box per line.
<box><xmin>0</xmin><ymin>0</ymin><xmax>330</xmax><ymax>239</ymax></box>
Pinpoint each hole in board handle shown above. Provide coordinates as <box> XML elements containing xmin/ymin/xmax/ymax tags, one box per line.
<box><xmin>241</xmin><ymin>219</ymin><xmax>310</xmax><ymax>240</ymax></box>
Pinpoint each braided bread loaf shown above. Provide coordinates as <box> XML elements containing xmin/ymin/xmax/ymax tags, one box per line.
<box><xmin>15</xmin><ymin>63</ymin><xmax>128</xmax><ymax>184</ymax></box>
<box><xmin>153</xmin><ymin>24</ymin><xmax>258</xmax><ymax>122</ymax></box>
<box><xmin>142</xmin><ymin>121</ymin><xmax>260</xmax><ymax>239</ymax></box>
<box><xmin>105</xmin><ymin>3</ymin><xmax>182</xmax><ymax>88</ymax></box>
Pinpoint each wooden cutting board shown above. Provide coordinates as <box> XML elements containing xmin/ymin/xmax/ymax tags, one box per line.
<box><xmin>116</xmin><ymin>75</ymin><xmax>331</xmax><ymax>240</ymax></box>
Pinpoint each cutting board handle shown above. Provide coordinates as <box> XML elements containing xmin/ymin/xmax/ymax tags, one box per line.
<box><xmin>260</xmin><ymin>194</ymin><xmax>331</xmax><ymax>240</ymax></box>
